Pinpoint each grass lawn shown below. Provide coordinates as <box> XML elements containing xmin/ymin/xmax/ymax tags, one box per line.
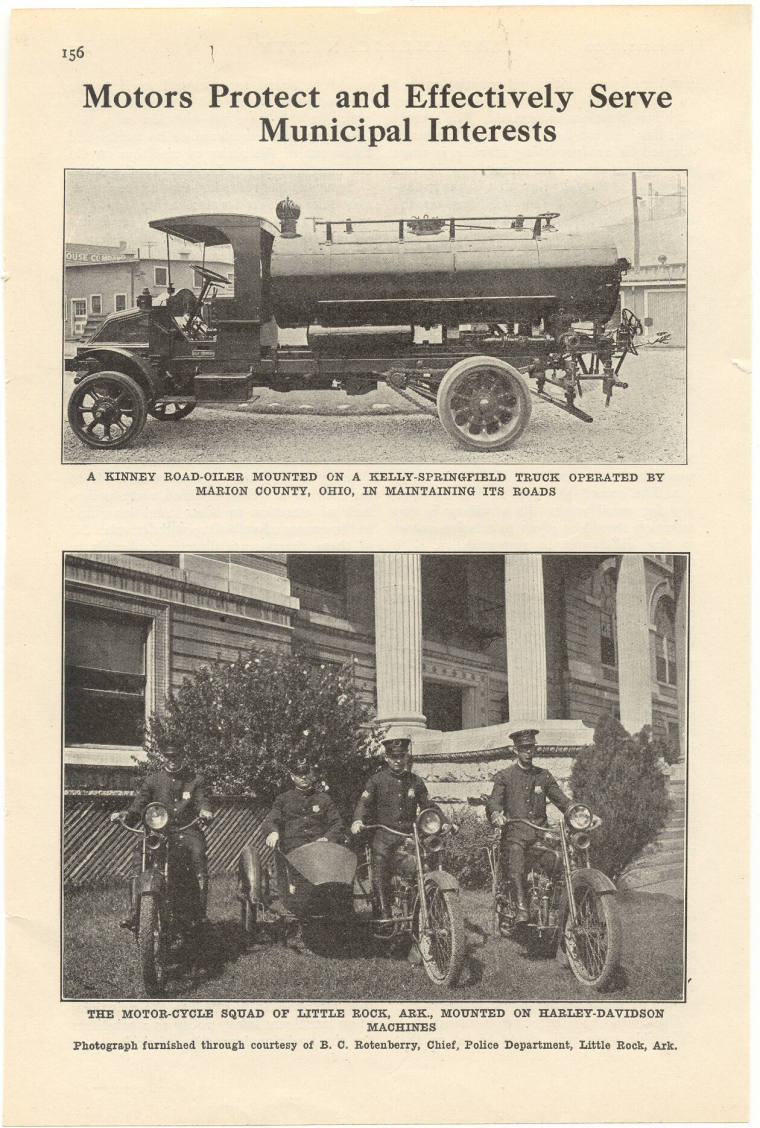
<box><xmin>63</xmin><ymin>876</ymin><xmax>684</xmax><ymax>1002</ymax></box>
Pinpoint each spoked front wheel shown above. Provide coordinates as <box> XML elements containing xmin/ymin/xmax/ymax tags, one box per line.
<box><xmin>562</xmin><ymin>877</ymin><xmax>621</xmax><ymax>990</ymax></box>
<box><xmin>137</xmin><ymin>895</ymin><xmax>167</xmax><ymax>997</ymax></box>
<box><xmin>67</xmin><ymin>370</ymin><xmax>147</xmax><ymax>450</ymax></box>
<box><xmin>437</xmin><ymin>356</ymin><xmax>532</xmax><ymax>451</ymax></box>
<box><xmin>417</xmin><ymin>882</ymin><xmax>466</xmax><ymax>987</ymax></box>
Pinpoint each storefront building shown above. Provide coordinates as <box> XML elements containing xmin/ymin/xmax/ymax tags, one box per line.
<box><xmin>64</xmin><ymin>245</ymin><xmax>233</xmax><ymax>337</ymax></box>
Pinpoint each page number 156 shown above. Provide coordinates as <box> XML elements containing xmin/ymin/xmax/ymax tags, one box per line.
<box><xmin>62</xmin><ymin>46</ymin><xmax>85</xmax><ymax>61</ymax></box>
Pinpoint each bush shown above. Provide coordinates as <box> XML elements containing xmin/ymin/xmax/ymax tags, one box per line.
<box><xmin>144</xmin><ymin>646</ymin><xmax>383</xmax><ymax>816</ymax></box>
<box><xmin>441</xmin><ymin>810</ymin><xmax>495</xmax><ymax>890</ymax></box>
<box><xmin>569</xmin><ymin>713</ymin><xmax>670</xmax><ymax>881</ymax></box>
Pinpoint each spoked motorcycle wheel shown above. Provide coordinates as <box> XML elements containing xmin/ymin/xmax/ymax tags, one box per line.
<box><xmin>237</xmin><ymin>846</ymin><xmax>263</xmax><ymax>944</ymax></box>
<box><xmin>137</xmin><ymin>896</ymin><xmax>167</xmax><ymax>997</ymax></box>
<box><xmin>417</xmin><ymin>882</ymin><xmax>466</xmax><ymax>987</ymax></box>
<box><xmin>562</xmin><ymin>877</ymin><xmax>621</xmax><ymax>990</ymax></box>
<box><xmin>436</xmin><ymin>356</ymin><xmax>532</xmax><ymax>452</ymax></box>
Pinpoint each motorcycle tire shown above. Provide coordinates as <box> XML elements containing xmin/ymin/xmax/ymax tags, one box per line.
<box><xmin>562</xmin><ymin>875</ymin><xmax>621</xmax><ymax>990</ymax></box>
<box><xmin>417</xmin><ymin>883</ymin><xmax>466</xmax><ymax>988</ymax></box>
<box><xmin>237</xmin><ymin>846</ymin><xmax>263</xmax><ymax>943</ymax></box>
<box><xmin>137</xmin><ymin>895</ymin><xmax>166</xmax><ymax>997</ymax></box>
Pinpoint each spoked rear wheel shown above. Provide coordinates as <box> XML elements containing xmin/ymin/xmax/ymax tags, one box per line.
<box><xmin>137</xmin><ymin>896</ymin><xmax>167</xmax><ymax>997</ymax></box>
<box><xmin>563</xmin><ymin>877</ymin><xmax>621</xmax><ymax>990</ymax></box>
<box><xmin>67</xmin><ymin>370</ymin><xmax>148</xmax><ymax>449</ymax></box>
<box><xmin>437</xmin><ymin>357</ymin><xmax>532</xmax><ymax>451</ymax></box>
<box><xmin>417</xmin><ymin>882</ymin><xmax>466</xmax><ymax>987</ymax></box>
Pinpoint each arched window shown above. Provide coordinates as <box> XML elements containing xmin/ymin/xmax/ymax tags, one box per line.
<box><xmin>599</xmin><ymin>567</ymin><xmax>617</xmax><ymax>668</ymax></box>
<box><xmin>654</xmin><ymin>595</ymin><xmax>677</xmax><ymax>685</ymax></box>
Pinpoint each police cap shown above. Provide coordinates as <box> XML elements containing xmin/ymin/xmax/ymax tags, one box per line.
<box><xmin>509</xmin><ymin>728</ymin><xmax>540</xmax><ymax>746</ymax></box>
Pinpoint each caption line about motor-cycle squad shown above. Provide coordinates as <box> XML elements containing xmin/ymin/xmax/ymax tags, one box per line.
<box><xmin>75</xmin><ymin>1003</ymin><xmax>678</xmax><ymax>1057</ymax></box>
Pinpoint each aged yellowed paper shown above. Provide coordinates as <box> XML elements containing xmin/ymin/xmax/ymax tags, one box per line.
<box><xmin>3</xmin><ymin>6</ymin><xmax>751</xmax><ymax>1125</ymax></box>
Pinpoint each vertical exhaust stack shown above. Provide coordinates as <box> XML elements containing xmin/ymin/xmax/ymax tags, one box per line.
<box><xmin>276</xmin><ymin>196</ymin><xmax>301</xmax><ymax>238</ymax></box>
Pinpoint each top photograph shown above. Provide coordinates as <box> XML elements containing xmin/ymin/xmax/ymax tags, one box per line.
<box><xmin>62</xmin><ymin>169</ymin><xmax>686</xmax><ymax>464</ymax></box>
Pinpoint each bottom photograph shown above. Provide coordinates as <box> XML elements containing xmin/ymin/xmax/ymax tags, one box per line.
<box><xmin>62</xmin><ymin>551</ymin><xmax>687</xmax><ymax>1003</ymax></box>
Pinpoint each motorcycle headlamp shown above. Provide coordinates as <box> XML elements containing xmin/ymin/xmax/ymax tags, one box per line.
<box><xmin>417</xmin><ymin>808</ymin><xmax>442</xmax><ymax>836</ymax></box>
<box><xmin>566</xmin><ymin>803</ymin><xmax>593</xmax><ymax>832</ymax></box>
<box><xmin>144</xmin><ymin>803</ymin><xmax>169</xmax><ymax>831</ymax></box>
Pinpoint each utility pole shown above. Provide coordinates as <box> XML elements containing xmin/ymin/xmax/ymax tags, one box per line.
<box><xmin>631</xmin><ymin>171</ymin><xmax>640</xmax><ymax>268</ymax></box>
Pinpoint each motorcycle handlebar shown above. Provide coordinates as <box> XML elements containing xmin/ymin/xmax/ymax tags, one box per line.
<box><xmin>114</xmin><ymin>812</ymin><xmax>202</xmax><ymax>834</ymax></box>
<box><xmin>359</xmin><ymin>824</ymin><xmax>410</xmax><ymax>837</ymax></box>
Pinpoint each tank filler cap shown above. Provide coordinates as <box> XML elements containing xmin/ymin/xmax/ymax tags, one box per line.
<box><xmin>276</xmin><ymin>197</ymin><xmax>301</xmax><ymax>238</ymax></box>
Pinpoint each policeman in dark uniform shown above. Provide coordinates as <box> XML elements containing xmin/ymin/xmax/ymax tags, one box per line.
<box><xmin>264</xmin><ymin>759</ymin><xmax>344</xmax><ymax>855</ymax></box>
<box><xmin>115</xmin><ymin>741</ymin><xmax>213</xmax><ymax>928</ymax></box>
<box><xmin>351</xmin><ymin>735</ymin><xmax>445</xmax><ymax>918</ymax></box>
<box><xmin>486</xmin><ymin>728</ymin><xmax>570</xmax><ymax>923</ymax></box>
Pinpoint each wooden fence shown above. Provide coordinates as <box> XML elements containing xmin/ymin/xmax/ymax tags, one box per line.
<box><xmin>63</xmin><ymin>795</ymin><xmax>268</xmax><ymax>886</ymax></box>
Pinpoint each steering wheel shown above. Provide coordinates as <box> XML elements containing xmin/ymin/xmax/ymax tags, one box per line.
<box><xmin>620</xmin><ymin>308</ymin><xmax>643</xmax><ymax>336</ymax></box>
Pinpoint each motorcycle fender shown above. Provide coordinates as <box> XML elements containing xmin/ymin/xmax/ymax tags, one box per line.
<box><xmin>136</xmin><ymin>870</ymin><xmax>165</xmax><ymax>897</ymax></box>
<box><xmin>423</xmin><ymin>869</ymin><xmax>460</xmax><ymax>894</ymax></box>
<box><xmin>571</xmin><ymin>868</ymin><xmax>617</xmax><ymax>896</ymax></box>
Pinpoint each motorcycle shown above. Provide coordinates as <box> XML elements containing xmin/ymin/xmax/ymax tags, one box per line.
<box><xmin>354</xmin><ymin>809</ymin><xmax>466</xmax><ymax>988</ymax></box>
<box><xmin>116</xmin><ymin>804</ymin><xmax>206</xmax><ymax>996</ymax></box>
<box><xmin>471</xmin><ymin>797</ymin><xmax>621</xmax><ymax>990</ymax></box>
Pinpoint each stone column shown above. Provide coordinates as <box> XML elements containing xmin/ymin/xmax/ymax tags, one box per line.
<box><xmin>373</xmin><ymin>554</ymin><xmax>426</xmax><ymax>732</ymax></box>
<box><xmin>616</xmin><ymin>554</ymin><xmax>653</xmax><ymax>734</ymax></box>
<box><xmin>673</xmin><ymin>555</ymin><xmax>689</xmax><ymax>761</ymax></box>
<box><xmin>504</xmin><ymin>554</ymin><xmax>547</xmax><ymax>721</ymax></box>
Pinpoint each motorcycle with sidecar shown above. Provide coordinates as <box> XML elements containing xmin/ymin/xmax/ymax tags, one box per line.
<box><xmin>236</xmin><ymin>807</ymin><xmax>466</xmax><ymax>986</ymax></box>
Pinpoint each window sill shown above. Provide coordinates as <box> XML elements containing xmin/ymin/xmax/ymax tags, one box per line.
<box><xmin>65</xmin><ymin>745</ymin><xmax>147</xmax><ymax>767</ymax></box>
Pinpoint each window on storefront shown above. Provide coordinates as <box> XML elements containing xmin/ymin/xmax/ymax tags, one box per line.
<box><xmin>72</xmin><ymin>300</ymin><xmax>86</xmax><ymax>318</ymax></box>
<box><xmin>154</xmin><ymin>266</ymin><xmax>168</xmax><ymax>286</ymax></box>
<box><xmin>65</xmin><ymin>604</ymin><xmax>149</xmax><ymax>747</ymax></box>
<box><xmin>114</xmin><ymin>293</ymin><xmax>127</xmax><ymax>312</ymax></box>
<box><xmin>654</xmin><ymin>596</ymin><xmax>677</xmax><ymax>685</ymax></box>
<box><xmin>90</xmin><ymin>295</ymin><xmax>102</xmax><ymax>315</ymax></box>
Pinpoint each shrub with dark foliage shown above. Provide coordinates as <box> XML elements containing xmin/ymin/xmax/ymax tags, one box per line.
<box><xmin>143</xmin><ymin>647</ymin><xmax>383</xmax><ymax>816</ymax></box>
<box><xmin>441</xmin><ymin>810</ymin><xmax>495</xmax><ymax>890</ymax></box>
<box><xmin>569</xmin><ymin>713</ymin><xmax>671</xmax><ymax>882</ymax></box>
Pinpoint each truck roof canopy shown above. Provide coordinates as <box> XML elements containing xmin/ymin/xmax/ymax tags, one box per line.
<box><xmin>149</xmin><ymin>214</ymin><xmax>279</xmax><ymax>246</ymax></box>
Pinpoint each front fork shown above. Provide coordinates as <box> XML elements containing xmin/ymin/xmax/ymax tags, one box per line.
<box><xmin>412</xmin><ymin>827</ymin><xmax>429</xmax><ymax>936</ymax></box>
<box><xmin>559</xmin><ymin>823</ymin><xmax>579</xmax><ymax>929</ymax></box>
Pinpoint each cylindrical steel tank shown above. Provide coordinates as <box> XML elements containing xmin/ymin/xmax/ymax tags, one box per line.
<box><xmin>270</xmin><ymin>231</ymin><xmax>624</xmax><ymax>328</ymax></box>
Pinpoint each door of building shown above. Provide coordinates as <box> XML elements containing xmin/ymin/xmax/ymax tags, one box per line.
<box><xmin>422</xmin><ymin>680</ymin><xmax>464</xmax><ymax>732</ymax></box>
<box><xmin>71</xmin><ymin>299</ymin><xmax>87</xmax><ymax>337</ymax></box>
<box><xmin>646</xmin><ymin>288</ymin><xmax>686</xmax><ymax>346</ymax></box>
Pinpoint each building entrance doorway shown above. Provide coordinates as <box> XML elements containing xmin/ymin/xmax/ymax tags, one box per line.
<box><xmin>423</xmin><ymin>680</ymin><xmax>464</xmax><ymax>732</ymax></box>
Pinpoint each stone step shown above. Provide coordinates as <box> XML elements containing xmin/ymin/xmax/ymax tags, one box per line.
<box><xmin>619</xmin><ymin>861</ymin><xmax>684</xmax><ymax>889</ymax></box>
<box><xmin>630</xmin><ymin>847</ymin><xmax>683</xmax><ymax>869</ymax></box>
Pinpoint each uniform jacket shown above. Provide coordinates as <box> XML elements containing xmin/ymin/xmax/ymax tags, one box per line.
<box><xmin>353</xmin><ymin>768</ymin><xmax>438</xmax><ymax>833</ymax></box>
<box><xmin>265</xmin><ymin>787</ymin><xmax>344</xmax><ymax>854</ymax></box>
<box><xmin>486</xmin><ymin>762</ymin><xmax>570</xmax><ymax>840</ymax></box>
<box><xmin>128</xmin><ymin>768</ymin><xmax>209</xmax><ymax>824</ymax></box>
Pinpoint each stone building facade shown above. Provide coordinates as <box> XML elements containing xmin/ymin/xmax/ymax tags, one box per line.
<box><xmin>64</xmin><ymin>551</ymin><xmax>686</xmax><ymax>792</ymax></box>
